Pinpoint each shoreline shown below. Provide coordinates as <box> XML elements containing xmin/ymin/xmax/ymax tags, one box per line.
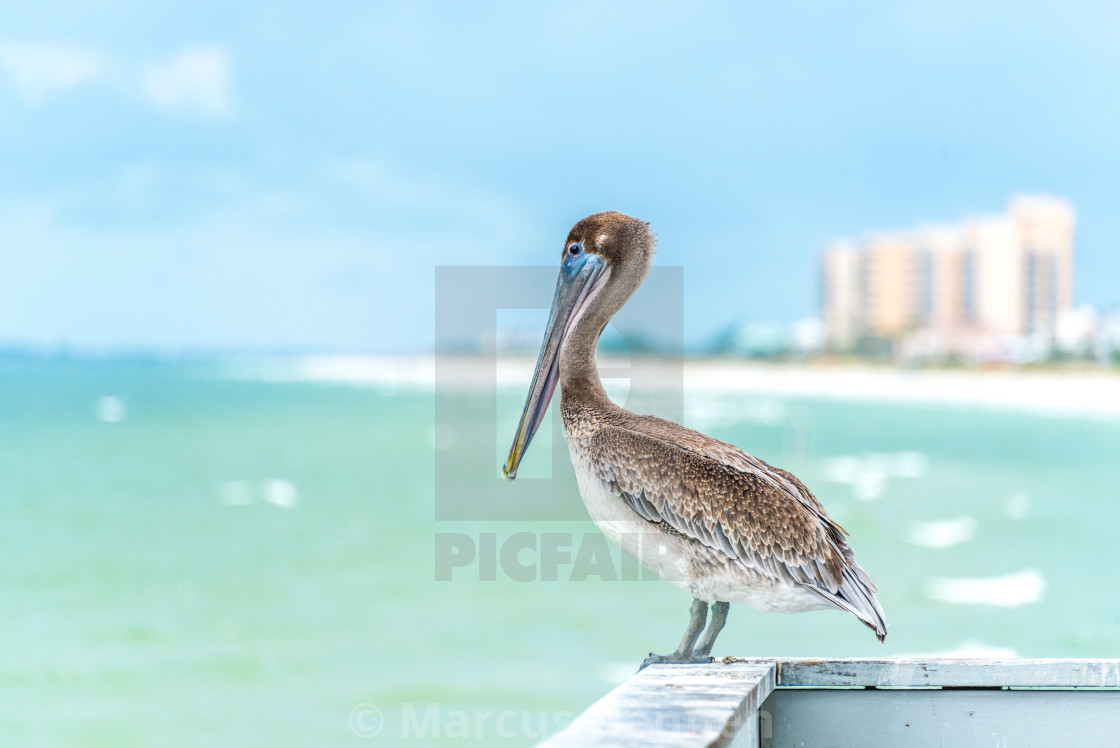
<box><xmin>235</xmin><ymin>354</ymin><xmax>1120</xmax><ymax>420</ymax></box>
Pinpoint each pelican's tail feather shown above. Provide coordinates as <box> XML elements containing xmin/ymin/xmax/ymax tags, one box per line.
<box><xmin>802</xmin><ymin>563</ymin><xmax>888</xmax><ymax>642</ymax></box>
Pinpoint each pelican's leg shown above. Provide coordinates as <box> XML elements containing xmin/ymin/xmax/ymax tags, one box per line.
<box><xmin>672</xmin><ymin>599</ymin><xmax>709</xmax><ymax>657</ymax></box>
<box><xmin>639</xmin><ymin>599</ymin><xmax>711</xmax><ymax>670</ymax></box>
<box><xmin>693</xmin><ymin>600</ymin><xmax>729</xmax><ymax>659</ymax></box>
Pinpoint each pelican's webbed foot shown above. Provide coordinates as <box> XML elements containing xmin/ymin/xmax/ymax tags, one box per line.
<box><xmin>638</xmin><ymin>652</ymin><xmax>714</xmax><ymax>670</ymax></box>
<box><xmin>637</xmin><ymin>598</ymin><xmax>718</xmax><ymax>671</ymax></box>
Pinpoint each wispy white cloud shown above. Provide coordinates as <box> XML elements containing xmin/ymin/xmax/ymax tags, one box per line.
<box><xmin>0</xmin><ymin>42</ymin><xmax>232</xmax><ymax>117</ymax></box>
<box><xmin>140</xmin><ymin>47</ymin><xmax>231</xmax><ymax>117</ymax></box>
<box><xmin>0</xmin><ymin>42</ymin><xmax>104</xmax><ymax>104</ymax></box>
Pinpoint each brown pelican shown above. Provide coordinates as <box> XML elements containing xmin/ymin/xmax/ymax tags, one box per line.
<box><xmin>503</xmin><ymin>212</ymin><xmax>887</xmax><ymax>668</ymax></box>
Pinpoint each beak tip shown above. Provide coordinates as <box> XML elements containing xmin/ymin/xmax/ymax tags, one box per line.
<box><xmin>501</xmin><ymin>465</ymin><xmax>517</xmax><ymax>482</ymax></box>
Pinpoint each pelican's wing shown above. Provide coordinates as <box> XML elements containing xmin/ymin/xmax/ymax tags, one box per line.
<box><xmin>587</xmin><ymin>414</ymin><xmax>888</xmax><ymax>640</ymax></box>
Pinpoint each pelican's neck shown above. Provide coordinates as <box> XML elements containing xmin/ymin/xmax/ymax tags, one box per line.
<box><xmin>558</xmin><ymin>311</ymin><xmax>612</xmax><ymax>408</ymax></box>
<box><xmin>558</xmin><ymin>257</ymin><xmax>647</xmax><ymax>414</ymax></box>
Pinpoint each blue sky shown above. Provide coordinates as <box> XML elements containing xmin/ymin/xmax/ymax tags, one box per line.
<box><xmin>2</xmin><ymin>1</ymin><xmax>1119</xmax><ymax>352</ymax></box>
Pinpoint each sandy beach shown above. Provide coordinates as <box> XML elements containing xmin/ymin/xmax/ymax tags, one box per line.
<box><xmin>242</xmin><ymin>354</ymin><xmax>1120</xmax><ymax>421</ymax></box>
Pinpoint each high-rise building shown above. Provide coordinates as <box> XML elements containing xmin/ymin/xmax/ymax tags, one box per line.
<box><xmin>822</xmin><ymin>196</ymin><xmax>1075</xmax><ymax>356</ymax></box>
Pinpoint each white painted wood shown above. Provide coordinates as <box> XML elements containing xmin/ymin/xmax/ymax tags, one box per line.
<box><xmin>763</xmin><ymin>689</ymin><xmax>1120</xmax><ymax>747</ymax></box>
<box><xmin>537</xmin><ymin>658</ymin><xmax>1120</xmax><ymax>747</ymax></box>
<box><xmin>538</xmin><ymin>661</ymin><xmax>776</xmax><ymax>747</ymax></box>
<box><xmin>725</xmin><ymin>709</ymin><xmax>758</xmax><ymax>748</ymax></box>
<box><xmin>721</xmin><ymin>657</ymin><xmax>1120</xmax><ymax>688</ymax></box>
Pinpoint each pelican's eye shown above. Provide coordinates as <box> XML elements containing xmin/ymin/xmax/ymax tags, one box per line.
<box><xmin>567</xmin><ymin>242</ymin><xmax>582</xmax><ymax>256</ymax></box>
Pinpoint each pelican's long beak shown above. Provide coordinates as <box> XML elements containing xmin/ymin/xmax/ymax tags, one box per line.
<box><xmin>502</xmin><ymin>252</ymin><xmax>607</xmax><ymax>480</ymax></box>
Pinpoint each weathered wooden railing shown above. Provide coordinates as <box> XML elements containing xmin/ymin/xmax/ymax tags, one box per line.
<box><xmin>538</xmin><ymin>658</ymin><xmax>1120</xmax><ymax>747</ymax></box>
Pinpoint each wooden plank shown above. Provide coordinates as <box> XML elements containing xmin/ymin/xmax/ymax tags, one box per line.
<box><xmin>538</xmin><ymin>661</ymin><xmax>776</xmax><ymax>748</ymax></box>
<box><xmin>539</xmin><ymin>659</ymin><xmax>1120</xmax><ymax>747</ymax></box>
<box><xmin>721</xmin><ymin>657</ymin><xmax>1120</xmax><ymax>688</ymax></box>
<box><xmin>763</xmin><ymin>688</ymin><xmax>1120</xmax><ymax>747</ymax></box>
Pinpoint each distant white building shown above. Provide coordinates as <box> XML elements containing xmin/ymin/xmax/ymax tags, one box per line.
<box><xmin>822</xmin><ymin>196</ymin><xmax>1076</xmax><ymax>359</ymax></box>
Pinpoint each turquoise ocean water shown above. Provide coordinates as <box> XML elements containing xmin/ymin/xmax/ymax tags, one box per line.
<box><xmin>3</xmin><ymin>358</ymin><xmax>1119</xmax><ymax>746</ymax></box>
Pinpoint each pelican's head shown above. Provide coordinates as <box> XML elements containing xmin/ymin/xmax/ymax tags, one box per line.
<box><xmin>502</xmin><ymin>212</ymin><xmax>655</xmax><ymax>481</ymax></box>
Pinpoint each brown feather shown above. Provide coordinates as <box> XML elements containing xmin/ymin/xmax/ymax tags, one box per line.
<box><xmin>561</xmin><ymin>385</ymin><xmax>887</xmax><ymax>637</ymax></box>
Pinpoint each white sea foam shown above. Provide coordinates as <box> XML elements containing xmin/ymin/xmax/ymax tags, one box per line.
<box><xmin>821</xmin><ymin>452</ymin><xmax>929</xmax><ymax>501</ymax></box>
<box><xmin>262</xmin><ymin>479</ymin><xmax>298</xmax><ymax>508</ymax></box>
<box><xmin>97</xmin><ymin>395</ymin><xmax>125</xmax><ymax>423</ymax></box>
<box><xmin>888</xmin><ymin>451</ymin><xmax>929</xmax><ymax>478</ymax></box>
<box><xmin>219</xmin><ymin>480</ymin><xmax>254</xmax><ymax>506</ymax></box>
<box><xmin>907</xmin><ymin>516</ymin><xmax>977</xmax><ymax>549</ymax></box>
<box><xmin>219</xmin><ymin>479</ymin><xmax>299</xmax><ymax>508</ymax></box>
<box><xmin>927</xmin><ymin>569</ymin><xmax>1045</xmax><ymax>607</ymax></box>
<box><xmin>822</xmin><ymin>456</ymin><xmax>862</xmax><ymax>484</ymax></box>
<box><xmin>852</xmin><ymin>468</ymin><xmax>887</xmax><ymax>502</ymax></box>
<box><xmin>1006</xmin><ymin>493</ymin><xmax>1031</xmax><ymax>520</ymax></box>
<box><xmin>685</xmin><ymin>395</ymin><xmax>788</xmax><ymax>430</ymax></box>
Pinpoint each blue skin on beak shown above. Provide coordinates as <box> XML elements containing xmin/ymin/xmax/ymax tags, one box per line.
<box><xmin>503</xmin><ymin>248</ymin><xmax>606</xmax><ymax>480</ymax></box>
